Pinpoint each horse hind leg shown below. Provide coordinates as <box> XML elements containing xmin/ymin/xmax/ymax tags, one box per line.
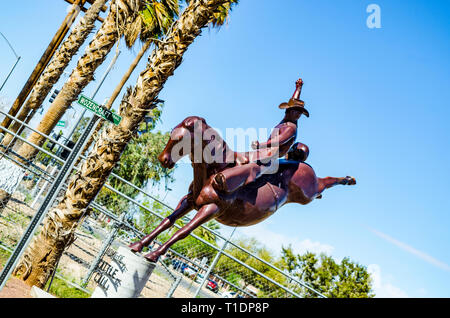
<box><xmin>144</xmin><ymin>203</ymin><xmax>219</xmax><ymax>263</ymax></box>
<box><xmin>129</xmin><ymin>194</ymin><xmax>193</xmax><ymax>253</ymax></box>
<box><xmin>316</xmin><ymin>176</ymin><xmax>357</xmax><ymax>198</ymax></box>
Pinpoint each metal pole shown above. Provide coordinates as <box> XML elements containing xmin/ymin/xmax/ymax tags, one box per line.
<box><xmin>0</xmin><ymin>57</ymin><xmax>21</xmax><ymax>93</ymax></box>
<box><xmin>0</xmin><ymin>111</ymin><xmax>100</xmax><ymax>291</ymax></box>
<box><xmin>166</xmin><ymin>275</ymin><xmax>182</xmax><ymax>298</ymax></box>
<box><xmin>0</xmin><ymin>32</ymin><xmax>19</xmax><ymax>59</ymax></box>
<box><xmin>82</xmin><ymin>214</ymin><xmax>124</xmax><ymax>287</ymax></box>
<box><xmin>46</xmin><ymin>256</ymin><xmax>61</xmax><ymax>292</ymax></box>
<box><xmin>193</xmin><ymin>228</ymin><xmax>236</xmax><ymax>298</ymax></box>
<box><xmin>0</xmin><ymin>109</ymin><xmax>74</xmax><ymax>152</ymax></box>
<box><xmin>67</xmin><ymin>50</ymin><xmax>121</xmax><ymax>142</ymax></box>
<box><xmin>31</xmin><ymin>165</ymin><xmax>58</xmax><ymax>208</ymax></box>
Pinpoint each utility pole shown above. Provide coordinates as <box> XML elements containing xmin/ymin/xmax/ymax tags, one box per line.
<box><xmin>0</xmin><ymin>32</ymin><xmax>21</xmax><ymax>93</ymax></box>
<box><xmin>0</xmin><ymin>0</ymin><xmax>107</xmax><ymax>133</ymax></box>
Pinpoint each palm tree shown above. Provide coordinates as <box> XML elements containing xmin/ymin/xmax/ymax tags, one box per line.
<box><xmin>14</xmin><ymin>0</ymin><xmax>238</xmax><ymax>288</ymax></box>
<box><xmin>13</xmin><ymin>0</ymin><xmax>141</xmax><ymax>163</ymax></box>
<box><xmin>80</xmin><ymin>0</ymin><xmax>183</xmax><ymax>157</ymax></box>
<box><xmin>80</xmin><ymin>0</ymin><xmax>234</xmax><ymax>157</ymax></box>
<box><xmin>0</xmin><ymin>0</ymin><xmax>178</xmax><ymax>206</ymax></box>
<box><xmin>1</xmin><ymin>0</ymin><xmax>109</xmax><ymax>148</ymax></box>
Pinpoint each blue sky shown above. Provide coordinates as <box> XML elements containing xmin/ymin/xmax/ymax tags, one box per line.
<box><xmin>1</xmin><ymin>1</ymin><xmax>449</xmax><ymax>297</ymax></box>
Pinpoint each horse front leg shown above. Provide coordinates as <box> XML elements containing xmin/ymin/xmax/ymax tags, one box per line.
<box><xmin>316</xmin><ymin>176</ymin><xmax>356</xmax><ymax>198</ymax></box>
<box><xmin>129</xmin><ymin>194</ymin><xmax>193</xmax><ymax>253</ymax></box>
<box><xmin>144</xmin><ymin>203</ymin><xmax>219</xmax><ymax>263</ymax></box>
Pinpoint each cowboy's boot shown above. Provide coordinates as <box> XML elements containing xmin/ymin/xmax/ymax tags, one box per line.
<box><xmin>212</xmin><ymin>172</ymin><xmax>229</xmax><ymax>192</ymax></box>
<box><xmin>212</xmin><ymin>164</ymin><xmax>261</xmax><ymax>194</ymax></box>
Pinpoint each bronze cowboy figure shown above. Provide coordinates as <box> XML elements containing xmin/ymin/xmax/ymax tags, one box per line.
<box><xmin>129</xmin><ymin>77</ymin><xmax>356</xmax><ymax>262</ymax></box>
<box><xmin>211</xmin><ymin>78</ymin><xmax>309</xmax><ymax>194</ymax></box>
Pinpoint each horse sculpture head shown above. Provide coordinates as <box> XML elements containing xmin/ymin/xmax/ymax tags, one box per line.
<box><xmin>158</xmin><ymin>116</ymin><xmax>209</xmax><ymax>169</ymax></box>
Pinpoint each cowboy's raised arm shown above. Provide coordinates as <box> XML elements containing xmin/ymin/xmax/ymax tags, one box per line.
<box><xmin>252</xmin><ymin>124</ymin><xmax>297</xmax><ymax>149</ymax></box>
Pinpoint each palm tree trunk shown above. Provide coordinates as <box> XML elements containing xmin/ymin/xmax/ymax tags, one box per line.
<box><xmin>15</xmin><ymin>9</ymin><xmax>119</xmax><ymax>163</ymax></box>
<box><xmin>0</xmin><ymin>0</ymin><xmax>138</xmax><ymax>211</ymax></box>
<box><xmin>80</xmin><ymin>39</ymin><xmax>151</xmax><ymax>159</ymax></box>
<box><xmin>0</xmin><ymin>0</ymin><xmax>83</xmax><ymax>133</ymax></box>
<box><xmin>1</xmin><ymin>0</ymin><xmax>109</xmax><ymax>148</ymax></box>
<box><xmin>14</xmin><ymin>0</ymin><xmax>235</xmax><ymax>288</ymax></box>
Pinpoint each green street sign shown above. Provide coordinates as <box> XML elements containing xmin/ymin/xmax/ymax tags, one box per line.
<box><xmin>77</xmin><ymin>94</ymin><xmax>122</xmax><ymax>126</ymax></box>
<box><xmin>56</xmin><ymin>120</ymin><xmax>66</xmax><ymax>127</ymax></box>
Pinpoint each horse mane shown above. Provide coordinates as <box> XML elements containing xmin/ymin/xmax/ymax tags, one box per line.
<box><xmin>183</xmin><ymin>116</ymin><xmax>209</xmax><ymax>202</ymax></box>
<box><xmin>182</xmin><ymin>116</ymin><xmax>206</xmax><ymax>131</ymax></box>
<box><xmin>192</xmin><ymin>162</ymin><xmax>208</xmax><ymax>202</ymax></box>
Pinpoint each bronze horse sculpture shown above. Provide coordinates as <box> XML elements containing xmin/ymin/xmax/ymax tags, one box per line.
<box><xmin>130</xmin><ymin>116</ymin><xmax>356</xmax><ymax>262</ymax></box>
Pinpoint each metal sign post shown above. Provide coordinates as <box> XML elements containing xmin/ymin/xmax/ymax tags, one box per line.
<box><xmin>0</xmin><ymin>112</ymin><xmax>101</xmax><ymax>291</ymax></box>
<box><xmin>193</xmin><ymin>228</ymin><xmax>236</xmax><ymax>298</ymax></box>
<box><xmin>82</xmin><ymin>214</ymin><xmax>125</xmax><ymax>287</ymax></box>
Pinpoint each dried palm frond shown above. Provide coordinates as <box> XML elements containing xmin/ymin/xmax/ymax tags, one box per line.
<box><xmin>210</xmin><ymin>0</ymin><xmax>239</xmax><ymax>28</ymax></box>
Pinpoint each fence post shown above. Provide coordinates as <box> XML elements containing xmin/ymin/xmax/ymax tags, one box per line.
<box><xmin>82</xmin><ymin>214</ymin><xmax>124</xmax><ymax>287</ymax></box>
<box><xmin>31</xmin><ymin>165</ymin><xmax>58</xmax><ymax>208</ymax></box>
<box><xmin>166</xmin><ymin>275</ymin><xmax>182</xmax><ymax>298</ymax></box>
<box><xmin>193</xmin><ymin>228</ymin><xmax>236</xmax><ymax>298</ymax></box>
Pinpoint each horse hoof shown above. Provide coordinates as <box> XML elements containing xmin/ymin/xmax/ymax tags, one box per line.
<box><xmin>144</xmin><ymin>252</ymin><xmax>159</xmax><ymax>263</ymax></box>
<box><xmin>129</xmin><ymin>241</ymin><xmax>143</xmax><ymax>253</ymax></box>
<box><xmin>345</xmin><ymin>176</ymin><xmax>356</xmax><ymax>185</ymax></box>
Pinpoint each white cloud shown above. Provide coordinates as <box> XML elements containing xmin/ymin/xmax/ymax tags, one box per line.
<box><xmin>369</xmin><ymin>228</ymin><xmax>450</xmax><ymax>272</ymax></box>
<box><xmin>416</xmin><ymin>288</ymin><xmax>428</xmax><ymax>297</ymax></box>
<box><xmin>368</xmin><ymin>264</ymin><xmax>408</xmax><ymax>298</ymax></box>
<box><xmin>235</xmin><ymin>223</ymin><xmax>334</xmax><ymax>256</ymax></box>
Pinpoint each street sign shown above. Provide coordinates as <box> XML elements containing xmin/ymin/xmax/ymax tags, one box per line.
<box><xmin>56</xmin><ymin>120</ymin><xmax>66</xmax><ymax>127</ymax></box>
<box><xmin>77</xmin><ymin>94</ymin><xmax>122</xmax><ymax>126</ymax></box>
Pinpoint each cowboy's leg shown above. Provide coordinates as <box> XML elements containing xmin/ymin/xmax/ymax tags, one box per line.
<box><xmin>213</xmin><ymin>148</ymin><xmax>280</xmax><ymax>193</ymax></box>
<box><xmin>144</xmin><ymin>203</ymin><xmax>219</xmax><ymax>262</ymax></box>
<box><xmin>212</xmin><ymin>163</ymin><xmax>263</xmax><ymax>193</ymax></box>
<box><xmin>129</xmin><ymin>193</ymin><xmax>193</xmax><ymax>253</ymax></box>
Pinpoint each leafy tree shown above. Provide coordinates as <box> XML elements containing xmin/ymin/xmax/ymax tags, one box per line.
<box><xmin>193</xmin><ymin>219</ymin><xmax>220</xmax><ymax>242</ymax></box>
<box><xmin>71</xmin><ymin>117</ymin><xmax>90</xmax><ymax>144</ymax></box>
<box><xmin>280</xmin><ymin>245</ymin><xmax>375</xmax><ymax>298</ymax></box>
<box><xmin>165</xmin><ymin>217</ymin><xmax>220</xmax><ymax>262</ymax></box>
<box><xmin>214</xmin><ymin>237</ymin><xmax>288</xmax><ymax>297</ymax></box>
<box><xmin>137</xmin><ymin>199</ymin><xmax>173</xmax><ymax>236</ymax></box>
<box><xmin>96</xmin><ymin>107</ymin><xmax>174</xmax><ymax>216</ymax></box>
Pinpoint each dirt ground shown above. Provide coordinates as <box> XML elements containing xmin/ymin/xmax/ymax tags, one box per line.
<box><xmin>0</xmin><ymin>192</ymin><xmax>33</xmax><ymax>298</ymax></box>
<box><xmin>0</xmin><ymin>275</ymin><xmax>31</xmax><ymax>298</ymax></box>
